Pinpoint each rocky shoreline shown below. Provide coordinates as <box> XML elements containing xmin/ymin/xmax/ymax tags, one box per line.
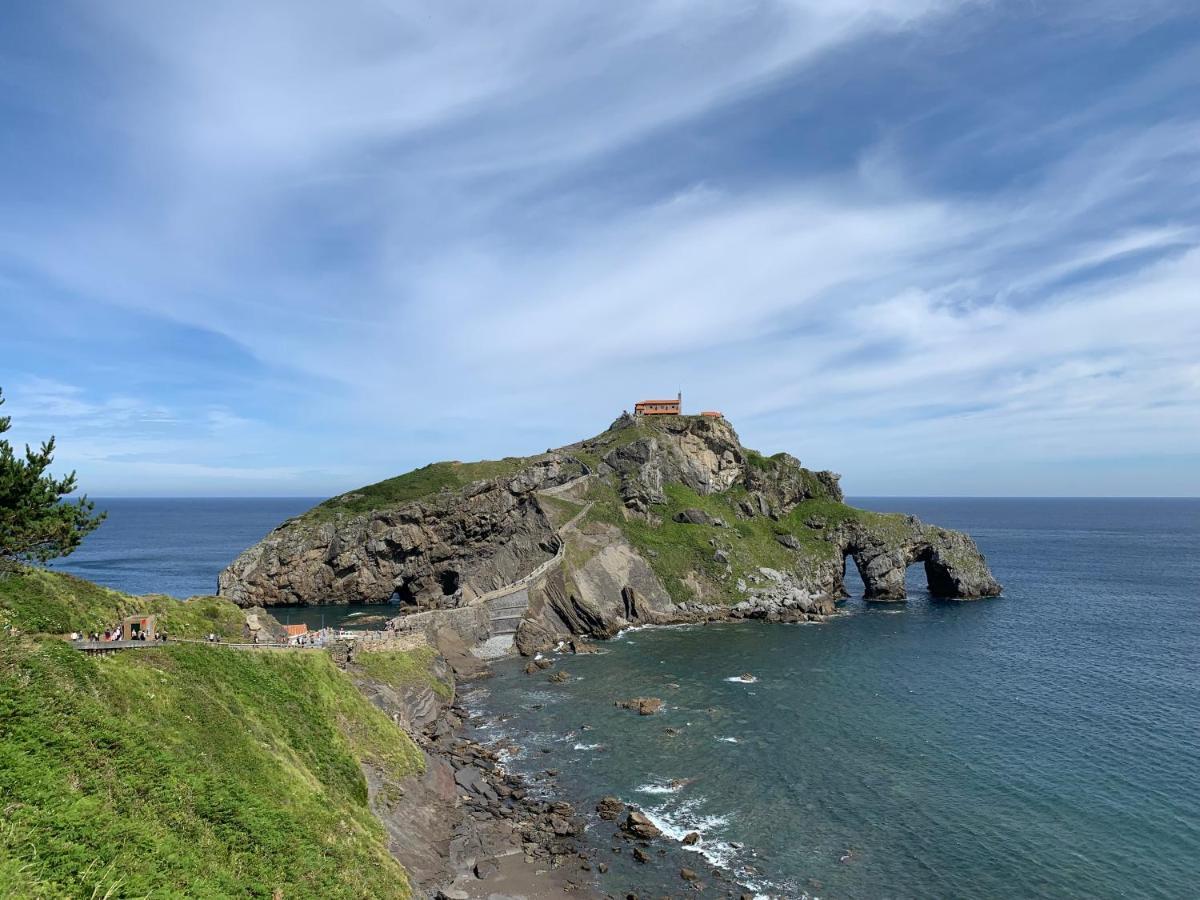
<box><xmin>387</xmin><ymin>639</ymin><xmax>765</xmax><ymax>900</ymax></box>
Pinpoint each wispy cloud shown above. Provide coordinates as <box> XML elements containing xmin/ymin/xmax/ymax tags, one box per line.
<box><xmin>1</xmin><ymin>0</ymin><xmax>1198</xmax><ymax>495</ymax></box>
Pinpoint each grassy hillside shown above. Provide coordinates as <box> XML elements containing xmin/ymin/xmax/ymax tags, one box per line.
<box><xmin>0</xmin><ymin>567</ymin><xmax>246</xmax><ymax>639</ymax></box>
<box><xmin>298</xmin><ymin>457</ymin><xmax>545</xmax><ymax>523</ymax></box>
<box><xmin>0</xmin><ymin>569</ymin><xmax>429</xmax><ymax>899</ymax></box>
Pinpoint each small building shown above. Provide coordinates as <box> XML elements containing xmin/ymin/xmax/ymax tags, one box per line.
<box><xmin>283</xmin><ymin>623</ymin><xmax>309</xmax><ymax>645</ymax></box>
<box><xmin>700</xmin><ymin>410</ymin><xmax>723</xmax><ymax>418</ymax></box>
<box><xmin>121</xmin><ymin>614</ymin><xmax>157</xmax><ymax>641</ymax></box>
<box><xmin>635</xmin><ymin>392</ymin><xmax>682</xmax><ymax>416</ymax></box>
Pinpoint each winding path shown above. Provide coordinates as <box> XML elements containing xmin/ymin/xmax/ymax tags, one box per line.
<box><xmin>474</xmin><ymin>493</ymin><xmax>593</xmax><ymax>635</ymax></box>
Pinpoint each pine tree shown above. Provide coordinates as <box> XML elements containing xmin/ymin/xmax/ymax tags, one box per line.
<box><xmin>0</xmin><ymin>387</ymin><xmax>105</xmax><ymax>569</ymax></box>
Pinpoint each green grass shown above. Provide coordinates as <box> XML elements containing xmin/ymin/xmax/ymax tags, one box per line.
<box><xmin>536</xmin><ymin>493</ymin><xmax>584</xmax><ymax>529</ymax></box>
<box><xmin>0</xmin><ymin>626</ymin><xmax>422</xmax><ymax>898</ymax></box>
<box><xmin>352</xmin><ymin>647</ymin><xmax>453</xmax><ymax>701</ymax></box>
<box><xmin>0</xmin><ymin>568</ymin><xmax>435</xmax><ymax>897</ymax></box>
<box><xmin>0</xmin><ymin>567</ymin><xmax>246</xmax><ymax>640</ymax></box>
<box><xmin>581</xmin><ymin>478</ymin><xmax>906</xmax><ymax>605</ymax></box>
<box><xmin>299</xmin><ymin>457</ymin><xmax>544</xmax><ymax>523</ymax></box>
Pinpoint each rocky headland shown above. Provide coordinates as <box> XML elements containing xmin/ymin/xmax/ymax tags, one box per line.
<box><xmin>219</xmin><ymin>413</ymin><xmax>1001</xmax><ymax>655</ymax></box>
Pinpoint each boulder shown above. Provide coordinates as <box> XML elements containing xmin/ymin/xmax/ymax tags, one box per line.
<box><xmin>622</xmin><ymin>810</ymin><xmax>662</xmax><ymax>840</ymax></box>
<box><xmin>775</xmin><ymin>533</ymin><xmax>802</xmax><ymax>550</ymax></box>
<box><xmin>673</xmin><ymin>508</ymin><xmax>716</xmax><ymax>526</ymax></box>
<box><xmin>596</xmin><ymin>796</ymin><xmax>625</xmax><ymax>820</ymax></box>
<box><xmin>615</xmin><ymin>697</ymin><xmax>664</xmax><ymax>716</ymax></box>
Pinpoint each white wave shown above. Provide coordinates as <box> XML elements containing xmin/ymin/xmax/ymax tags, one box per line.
<box><xmin>572</xmin><ymin>742</ymin><xmax>603</xmax><ymax>751</ymax></box>
<box><xmin>724</xmin><ymin>674</ymin><xmax>759</xmax><ymax>684</ymax></box>
<box><xmin>638</xmin><ymin>800</ymin><xmax>795</xmax><ymax>898</ymax></box>
<box><xmin>636</xmin><ymin>781</ymin><xmax>683</xmax><ymax>795</ymax></box>
<box><xmin>637</xmin><ymin>799</ymin><xmax>735</xmax><ymax>868</ymax></box>
<box><xmin>717</xmin><ymin>736</ymin><xmax>740</xmax><ymax>743</ymax></box>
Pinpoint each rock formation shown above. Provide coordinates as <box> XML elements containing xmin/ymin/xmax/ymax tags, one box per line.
<box><xmin>218</xmin><ymin>456</ymin><xmax>576</xmax><ymax>608</ymax></box>
<box><xmin>218</xmin><ymin>414</ymin><xmax>1001</xmax><ymax>650</ymax></box>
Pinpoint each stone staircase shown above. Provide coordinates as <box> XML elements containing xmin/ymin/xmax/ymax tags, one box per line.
<box><xmin>485</xmin><ymin>587</ymin><xmax>529</xmax><ymax>635</ymax></box>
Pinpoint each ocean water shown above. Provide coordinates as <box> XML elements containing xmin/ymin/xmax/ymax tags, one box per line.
<box><xmin>48</xmin><ymin>498</ymin><xmax>386</xmax><ymax>630</ymax></box>
<box><xmin>50</xmin><ymin>497</ymin><xmax>1200</xmax><ymax>897</ymax></box>
<box><xmin>467</xmin><ymin>498</ymin><xmax>1200</xmax><ymax>899</ymax></box>
<box><xmin>50</xmin><ymin>498</ymin><xmax>319</xmax><ymax>597</ymax></box>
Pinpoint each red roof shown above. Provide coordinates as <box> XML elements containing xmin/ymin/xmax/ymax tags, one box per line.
<box><xmin>284</xmin><ymin>624</ymin><xmax>309</xmax><ymax>636</ymax></box>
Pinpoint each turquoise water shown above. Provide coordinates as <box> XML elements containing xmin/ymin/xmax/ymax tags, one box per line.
<box><xmin>468</xmin><ymin>499</ymin><xmax>1200</xmax><ymax>898</ymax></box>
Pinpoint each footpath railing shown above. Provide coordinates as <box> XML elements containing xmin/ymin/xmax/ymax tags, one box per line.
<box><xmin>71</xmin><ymin>629</ymin><xmax>398</xmax><ymax>654</ymax></box>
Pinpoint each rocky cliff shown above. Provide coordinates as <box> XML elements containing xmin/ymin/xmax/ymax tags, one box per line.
<box><xmin>218</xmin><ymin>455</ymin><xmax>579</xmax><ymax>608</ymax></box>
<box><xmin>218</xmin><ymin>415</ymin><xmax>1001</xmax><ymax>652</ymax></box>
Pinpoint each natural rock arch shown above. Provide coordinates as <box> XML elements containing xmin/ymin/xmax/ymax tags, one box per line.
<box><xmin>838</xmin><ymin>523</ymin><xmax>1001</xmax><ymax>602</ymax></box>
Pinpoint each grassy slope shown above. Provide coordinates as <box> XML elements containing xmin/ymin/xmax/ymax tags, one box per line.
<box><xmin>0</xmin><ymin>567</ymin><xmax>246</xmax><ymax>639</ymax></box>
<box><xmin>299</xmin><ymin>457</ymin><xmax>542</xmax><ymax>523</ymax></box>
<box><xmin>536</xmin><ymin>493</ymin><xmax>583</xmax><ymax>530</ymax></box>
<box><xmin>353</xmin><ymin>646</ymin><xmax>453</xmax><ymax>702</ymax></box>
<box><xmin>0</xmin><ymin>569</ymin><xmax>429</xmax><ymax>899</ymax></box>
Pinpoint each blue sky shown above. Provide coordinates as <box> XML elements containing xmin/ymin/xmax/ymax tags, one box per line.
<box><xmin>2</xmin><ymin>1</ymin><xmax>1198</xmax><ymax>497</ymax></box>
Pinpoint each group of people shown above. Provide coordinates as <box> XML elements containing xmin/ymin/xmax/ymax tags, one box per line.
<box><xmin>70</xmin><ymin>625</ymin><xmax>168</xmax><ymax>643</ymax></box>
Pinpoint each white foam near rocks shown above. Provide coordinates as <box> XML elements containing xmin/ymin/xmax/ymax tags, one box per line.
<box><xmin>636</xmin><ymin>781</ymin><xmax>683</xmax><ymax>795</ymax></box>
<box><xmin>640</xmin><ymin>799</ymin><xmax>735</xmax><ymax>868</ymax></box>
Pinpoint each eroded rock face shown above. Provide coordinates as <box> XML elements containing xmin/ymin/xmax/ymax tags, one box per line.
<box><xmin>598</xmin><ymin>415</ymin><xmax>842</xmax><ymax>521</ymax></box>
<box><xmin>218</xmin><ymin>458</ymin><xmax>573</xmax><ymax>608</ymax></box>
<box><xmin>513</xmin><ymin>523</ymin><xmax>675</xmax><ymax>655</ymax></box>
<box><xmin>601</xmin><ymin>415</ymin><xmax>747</xmax><ymax>514</ymax></box>
<box><xmin>732</xmin><ymin>564</ymin><xmax>843</xmax><ymax>621</ymax></box>
<box><xmin>834</xmin><ymin>517</ymin><xmax>1002</xmax><ymax>601</ymax></box>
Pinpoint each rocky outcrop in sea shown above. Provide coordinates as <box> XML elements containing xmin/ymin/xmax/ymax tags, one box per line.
<box><xmin>219</xmin><ymin>414</ymin><xmax>1001</xmax><ymax>654</ymax></box>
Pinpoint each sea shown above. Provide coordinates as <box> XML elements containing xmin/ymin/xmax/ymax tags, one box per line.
<box><xmin>52</xmin><ymin>497</ymin><xmax>1200</xmax><ymax>898</ymax></box>
<box><xmin>47</xmin><ymin>498</ymin><xmax>380</xmax><ymax>631</ymax></box>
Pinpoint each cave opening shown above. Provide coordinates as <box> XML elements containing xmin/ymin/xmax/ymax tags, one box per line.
<box><xmin>390</xmin><ymin>581</ymin><xmax>418</xmax><ymax>607</ymax></box>
<box><xmin>438</xmin><ymin>570</ymin><xmax>461</xmax><ymax>596</ymax></box>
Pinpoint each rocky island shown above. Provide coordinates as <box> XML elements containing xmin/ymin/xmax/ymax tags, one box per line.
<box><xmin>219</xmin><ymin>413</ymin><xmax>1000</xmax><ymax>655</ymax></box>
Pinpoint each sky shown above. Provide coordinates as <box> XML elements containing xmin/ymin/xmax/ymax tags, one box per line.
<box><xmin>2</xmin><ymin>1</ymin><xmax>1198</xmax><ymax>498</ymax></box>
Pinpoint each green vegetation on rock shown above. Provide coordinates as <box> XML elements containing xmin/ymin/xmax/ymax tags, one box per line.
<box><xmin>537</xmin><ymin>493</ymin><xmax>584</xmax><ymax>529</ymax></box>
<box><xmin>301</xmin><ymin>457</ymin><xmax>540</xmax><ymax>523</ymax></box>
<box><xmin>582</xmin><ymin>477</ymin><xmax>911</xmax><ymax>605</ymax></box>
<box><xmin>353</xmin><ymin>646</ymin><xmax>454</xmax><ymax>701</ymax></box>
<box><xmin>0</xmin><ymin>569</ymin><xmax>425</xmax><ymax>899</ymax></box>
